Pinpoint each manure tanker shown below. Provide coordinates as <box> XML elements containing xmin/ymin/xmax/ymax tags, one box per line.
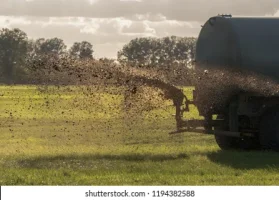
<box><xmin>176</xmin><ymin>15</ymin><xmax>279</xmax><ymax>151</ymax></box>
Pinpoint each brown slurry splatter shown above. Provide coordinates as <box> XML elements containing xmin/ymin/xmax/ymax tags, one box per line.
<box><xmin>26</xmin><ymin>55</ymin><xmax>279</xmax><ymax>117</ymax></box>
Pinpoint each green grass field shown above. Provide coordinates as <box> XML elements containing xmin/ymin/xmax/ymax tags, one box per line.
<box><xmin>1</xmin><ymin>85</ymin><xmax>279</xmax><ymax>185</ymax></box>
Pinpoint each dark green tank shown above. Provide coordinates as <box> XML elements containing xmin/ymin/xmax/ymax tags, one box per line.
<box><xmin>196</xmin><ymin>15</ymin><xmax>279</xmax><ymax>80</ymax></box>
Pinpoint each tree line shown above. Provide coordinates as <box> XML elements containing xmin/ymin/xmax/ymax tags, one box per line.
<box><xmin>0</xmin><ymin>28</ymin><xmax>196</xmax><ymax>84</ymax></box>
<box><xmin>118</xmin><ymin>36</ymin><xmax>196</xmax><ymax>67</ymax></box>
<box><xmin>0</xmin><ymin>28</ymin><xmax>94</xmax><ymax>83</ymax></box>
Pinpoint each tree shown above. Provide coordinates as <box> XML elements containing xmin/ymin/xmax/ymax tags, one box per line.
<box><xmin>69</xmin><ymin>41</ymin><xmax>93</xmax><ymax>59</ymax></box>
<box><xmin>117</xmin><ymin>36</ymin><xmax>197</xmax><ymax>68</ymax></box>
<box><xmin>117</xmin><ymin>37</ymin><xmax>159</xmax><ymax>66</ymax></box>
<box><xmin>0</xmin><ymin>28</ymin><xmax>28</xmax><ymax>82</ymax></box>
<box><xmin>33</xmin><ymin>37</ymin><xmax>67</xmax><ymax>56</ymax></box>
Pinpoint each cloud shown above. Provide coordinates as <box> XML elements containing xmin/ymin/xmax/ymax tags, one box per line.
<box><xmin>0</xmin><ymin>15</ymin><xmax>200</xmax><ymax>58</ymax></box>
<box><xmin>1</xmin><ymin>16</ymin><xmax>199</xmax><ymax>40</ymax></box>
<box><xmin>1</xmin><ymin>0</ymin><xmax>279</xmax><ymax>21</ymax></box>
<box><xmin>0</xmin><ymin>0</ymin><xmax>279</xmax><ymax>58</ymax></box>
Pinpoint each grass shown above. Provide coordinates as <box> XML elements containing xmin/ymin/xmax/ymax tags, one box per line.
<box><xmin>1</xmin><ymin>85</ymin><xmax>279</xmax><ymax>185</ymax></box>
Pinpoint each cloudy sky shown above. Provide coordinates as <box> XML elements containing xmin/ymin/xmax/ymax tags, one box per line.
<box><xmin>1</xmin><ymin>0</ymin><xmax>279</xmax><ymax>58</ymax></box>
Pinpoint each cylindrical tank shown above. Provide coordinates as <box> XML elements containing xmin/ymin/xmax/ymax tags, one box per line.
<box><xmin>196</xmin><ymin>15</ymin><xmax>279</xmax><ymax>80</ymax></box>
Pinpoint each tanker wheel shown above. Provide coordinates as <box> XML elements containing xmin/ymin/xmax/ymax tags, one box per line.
<box><xmin>214</xmin><ymin>135</ymin><xmax>241</xmax><ymax>150</ymax></box>
<box><xmin>214</xmin><ymin>115</ymin><xmax>260</xmax><ymax>150</ymax></box>
<box><xmin>259</xmin><ymin>110</ymin><xmax>279</xmax><ymax>151</ymax></box>
<box><xmin>214</xmin><ymin>115</ymin><xmax>241</xmax><ymax>150</ymax></box>
<box><xmin>215</xmin><ymin>135</ymin><xmax>260</xmax><ymax>150</ymax></box>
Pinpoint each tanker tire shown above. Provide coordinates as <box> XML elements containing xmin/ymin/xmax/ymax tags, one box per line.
<box><xmin>259</xmin><ymin>110</ymin><xmax>279</xmax><ymax>151</ymax></box>
<box><xmin>215</xmin><ymin>135</ymin><xmax>260</xmax><ymax>150</ymax></box>
<box><xmin>214</xmin><ymin>115</ymin><xmax>241</xmax><ymax>150</ymax></box>
<box><xmin>214</xmin><ymin>115</ymin><xmax>260</xmax><ymax>151</ymax></box>
<box><xmin>215</xmin><ymin>135</ymin><xmax>241</xmax><ymax>150</ymax></box>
